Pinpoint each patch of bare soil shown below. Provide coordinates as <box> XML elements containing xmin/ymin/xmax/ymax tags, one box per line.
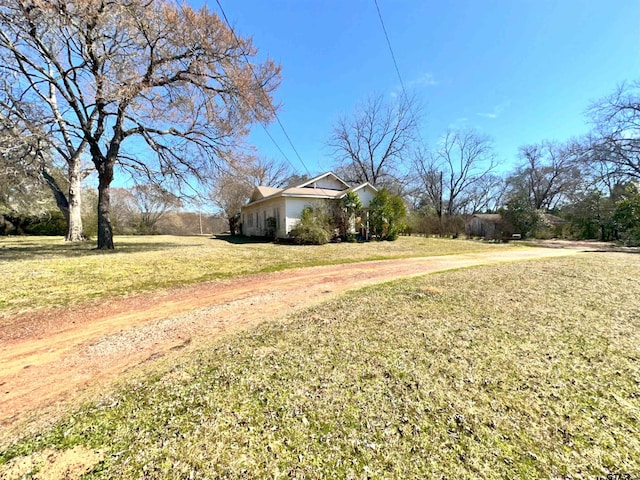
<box><xmin>0</xmin><ymin>446</ymin><xmax>104</xmax><ymax>480</ymax></box>
<box><xmin>0</xmin><ymin>247</ymin><xmax>590</xmax><ymax>445</ymax></box>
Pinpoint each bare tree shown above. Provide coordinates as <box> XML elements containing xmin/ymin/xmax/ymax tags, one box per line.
<box><xmin>0</xmin><ymin>0</ymin><xmax>281</xmax><ymax>249</ymax></box>
<box><xmin>414</xmin><ymin>130</ymin><xmax>497</xmax><ymax>234</ymax></box>
<box><xmin>130</xmin><ymin>184</ymin><xmax>181</xmax><ymax>234</ymax></box>
<box><xmin>210</xmin><ymin>155</ymin><xmax>292</xmax><ymax>234</ymax></box>
<box><xmin>506</xmin><ymin>141</ymin><xmax>583</xmax><ymax>211</ymax></box>
<box><xmin>0</xmin><ymin>82</ymin><xmax>88</xmax><ymax>239</ymax></box>
<box><xmin>328</xmin><ymin>94</ymin><xmax>419</xmax><ymax>188</ymax></box>
<box><xmin>108</xmin><ymin>188</ymin><xmax>138</xmax><ymax>234</ymax></box>
<box><xmin>281</xmin><ymin>173</ymin><xmax>310</xmax><ymax>188</ymax></box>
<box><xmin>465</xmin><ymin>173</ymin><xmax>505</xmax><ymax>214</ymax></box>
<box><xmin>587</xmin><ymin>80</ymin><xmax>640</xmax><ymax>180</ymax></box>
<box><xmin>243</xmin><ymin>156</ymin><xmax>292</xmax><ymax>189</ymax></box>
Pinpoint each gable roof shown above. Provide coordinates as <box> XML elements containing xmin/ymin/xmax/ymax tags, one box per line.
<box><xmin>242</xmin><ymin>172</ymin><xmax>377</xmax><ymax>209</ymax></box>
<box><xmin>280</xmin><ymin>187</ymin><xmax>345</xmax><ymax>199</ymax></box>
<box><xmin>295</xmin><ymin>171</ymin><xmax>351</xmax><ymax>190</ymax></box>
<box><xmin>250</xmin><ymin>186</ymin><xmax>282</xmax><ymax>202</ymax></box>
<box><xmin>348</xmin><ymin>182</ymin><xmax>377</xmax><ymax>195</ymax></box>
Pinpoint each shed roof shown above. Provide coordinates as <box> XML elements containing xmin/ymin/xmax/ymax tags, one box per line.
<box><xmin>472</xmin><ymin>213</ymin><xmax>503</xmax><ymax>222</ymax></box>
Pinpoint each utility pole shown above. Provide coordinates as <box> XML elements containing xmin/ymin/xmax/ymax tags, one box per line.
<box><xmin>439</xmin><ymin>170</ymin><xmax>444</xmax><ymax>236</ymax></box>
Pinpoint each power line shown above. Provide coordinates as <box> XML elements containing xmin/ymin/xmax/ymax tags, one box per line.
<box><xmin>214</xmin><ymin>0</ymin><xmax>311</xmax><ymax>176</ymax></box>
<box><xmin>373</xmin><ymin>0</ymin><xmax>426</xmax><ymax>149</ymax></box>
<box><xmin>373</xmin><ymin>0</ymin><xmax>408</xmax><ymax>101</ymax></box>
<box><xmin>177</xmin><ymin>2</ymin><xmax>301</xmax><ymax>174</ymax></box>
<box><xmin>258</xmin><ymin>123</ymin><xmax>297</xmax><ymax>167</ymax></box>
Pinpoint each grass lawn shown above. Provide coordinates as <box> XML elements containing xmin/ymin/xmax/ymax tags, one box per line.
<box><xmin>1</xmin><ymin>252</ymin><xmax>639</xmax><ymax>478</ymax></box>
<box><xmin>0</xmin><ymin>234</ymin><xmax>516</xmax><ymax>317</ymax></box>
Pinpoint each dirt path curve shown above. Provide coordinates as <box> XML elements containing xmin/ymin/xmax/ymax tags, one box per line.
<box><xmin>0</xmin><ymin>246</ymin><xmax>583</xmax><ymax>439</ymax></box>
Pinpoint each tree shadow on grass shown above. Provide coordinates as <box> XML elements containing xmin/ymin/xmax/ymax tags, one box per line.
<box><xmin>210</xmin><ymin>234</ymin><xmax>275</xmax><ymax>245</ymax></box>
<box><xmin>0</xmin><ymin>237</ymin><xmax>185</xmax><ymax>261</ymax></box>
<box><xmin>590</xmin><ymin>248</ymin><xmax>640</xmax><ymax>254</ymax></box>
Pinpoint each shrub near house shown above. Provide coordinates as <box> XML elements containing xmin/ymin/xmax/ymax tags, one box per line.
<box><xmin>289</xmin><ymin>206</ymin><xmax>333</xmax><ymax>244</ymax></box>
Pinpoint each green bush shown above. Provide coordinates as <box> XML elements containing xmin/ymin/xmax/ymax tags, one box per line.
<box><xmin>369</xmin><ymin>189</ymin><xmax>406</xmax><ymax>241</ymax></box>
<box><xmin>25</xmin><ymin>211</ymin><xmax>68</xmax><ymax>236</ymax></box>
<box><xmin>290</xmin><ymin>206</ymin><xmax>333</xmax><ymax>245</ymax></box>
<box><xmin>0</xmin><ymin>210</ymin><xmax>67</xmax><ymax>236</ymax></box>
<box><xmin>613</xmin><ymin>186</ymin><xmax>640</xmax><ymax>246</ymax></box>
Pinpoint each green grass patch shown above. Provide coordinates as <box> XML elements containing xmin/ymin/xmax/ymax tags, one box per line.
<box><xmin>0</xmin><ymin>235</ymin><xmax>515</xmax><ymax>317</ymax></box>
<box><xmin>2</xmin><ymin>252</ymin><xmax>639</xmax><ymax>478</ymax></box>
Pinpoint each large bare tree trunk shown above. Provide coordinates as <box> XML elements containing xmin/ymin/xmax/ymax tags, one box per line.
<box><xmin>41</xmin><ymin>168</ymin><xmax>69</xmax><ymax>223</ymax></box>
<box><xmin>65</xmin><ymin>158</ymin><xmax>84</xmax><ymax>242</ymax></box>
<box><xmin>97</xmin><ymin>164</ymin><xmax>114</xmax><ymax>250</ymax></box>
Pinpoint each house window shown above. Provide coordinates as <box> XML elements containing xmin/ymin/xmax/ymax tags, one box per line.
<box><xmin>276</xmin><ymin>208</ymin><xmax>281</xmax><ymax>230</ymax></box>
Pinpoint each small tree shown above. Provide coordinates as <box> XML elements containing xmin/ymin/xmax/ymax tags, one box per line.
<box><xmin>500</xmin><ymin>193</ymin><xmax>541</xmax><ymax>239</ymax></box>
<box><xmin>369</xmin><ymin>189</ymin><xmax>406</xmax><ymax>240</ymax></box>
<box><xmin>130</xmin><ymin>184</ymin><xmax>181</xmax><ymax>234</ymax></box>
<box><xmin>561</xmin><ymin>189</ymin><xmax>617</xmax><ymax>240</ymax></box>
<box><xmin>335</xmin><ymin>191</ymin><xmax>362</xmax><ymax>240</ymax></box>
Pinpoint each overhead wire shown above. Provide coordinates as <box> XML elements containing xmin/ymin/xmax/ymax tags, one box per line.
<box><xmin>373</xmin><ymin>0</ymin><xmax>428</xmax><ymax>198</ymax></box>
<box><xmin>176</xmin><ymin>2</ymin><xmax>302</xmax><ymax>175</ymax></box>
<box><xmin>373</xmin><ymin>0</ymin><xmax>408</xmax><ymax>101</ymax></box>
<box><xmin>214</xmin><ymin>0</ymin><xmax>311</xmax><ymax>176</ymax></box>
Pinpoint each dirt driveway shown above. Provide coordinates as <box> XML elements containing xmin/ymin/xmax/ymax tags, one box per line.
<box><xmin>0</xmin><ymin>246</ymin><xmax>586</xmax><ymax>441</ymax></box>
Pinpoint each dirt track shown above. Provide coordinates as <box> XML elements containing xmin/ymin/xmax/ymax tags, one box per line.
<box><xmin>0</xmin><ymin>246</ymin><xmax>585</xmax><ymax>440</ymax></box>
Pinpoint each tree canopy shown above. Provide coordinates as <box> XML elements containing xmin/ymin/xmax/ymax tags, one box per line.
<box><xmin>0</xmin><ymin>0</ymin><xmax>281</xmax><ymax>248</ymax></box>
<box><xmin>587</xmin><ymin>80</ymin><xmax>640</xmax><ymax>180</ymax></box>
<box><xmin>328</xmin><ymin>94</ymin><xmax>419</xmax><ymax>189</ymax></box>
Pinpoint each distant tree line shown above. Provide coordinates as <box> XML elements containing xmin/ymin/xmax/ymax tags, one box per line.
<box><xmin>327</xmin><ymin>81</ymin><xmax>640</xmax><ymax>245</ymax></box>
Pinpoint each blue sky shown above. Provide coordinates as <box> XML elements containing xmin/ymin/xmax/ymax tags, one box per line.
<box><xmin>193</xmin><ymin>0</ymin><xmax>639</xmax><ymax>177</ymax></box>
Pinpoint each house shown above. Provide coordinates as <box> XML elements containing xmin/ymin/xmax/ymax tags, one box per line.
<box><xmin>465</xmin><ymin>213</ymin><xmax>511</xmax><ymax>239</ymax></box>
<box><xmin>240</xmin><ymin>172</ymin><xmax>378</xmax><ymax>238</ymax></box>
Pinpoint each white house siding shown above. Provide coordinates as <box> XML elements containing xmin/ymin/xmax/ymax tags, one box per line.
<box><xmin>354</xmin><ymin>187</ymin><xmax>376</xmax><ymax>208</ymax></box>
<box><xmin>241</xmin><ymin>197</ymin><xmax>286</xmax><ymax>237</ymax></box>
<box><xmin>284</xmin><ymin>197</ymin><xmax>328</xmax><ymax>235</ymax></box>
<box><xmin>310</xmin><ymin>176</ymin><xmax>346</xmax><ymax>190</ymax></box>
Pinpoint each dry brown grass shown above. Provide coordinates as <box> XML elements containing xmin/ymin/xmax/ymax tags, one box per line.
<box><xmin>0</xmin><ymin>234</ymin><xmax>516</xmax><ymax>317</ymax></box>
<box><xmin>2</xmin><ymin>252</ymin><xmax>638</xmax><ymax>478</ymax></box>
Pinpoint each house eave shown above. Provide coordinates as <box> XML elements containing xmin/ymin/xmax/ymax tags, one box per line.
<box><xmin>241</xmin><ymin>192</ymin><xmax>342</xmax><ymax>210</ymax></box>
